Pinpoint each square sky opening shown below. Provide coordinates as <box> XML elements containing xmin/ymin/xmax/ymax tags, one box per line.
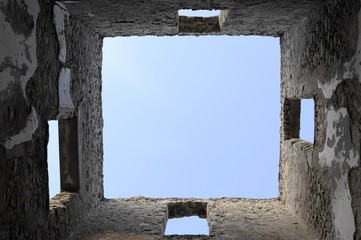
<box><xmin>102</xmin><ymin>36</ymin><xmax>280</xmax><ymax>198</ymax></box>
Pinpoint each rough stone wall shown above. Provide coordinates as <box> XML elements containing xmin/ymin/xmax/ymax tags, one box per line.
<box><xmin>69</xmin><ymin>198</ymin><xmax>316</xmax><ymax>240</ymax></box>
<box><xmin>48</xmin><ymin>2</ymin><xmax>104</xmax><ymax>239</ymax></box>
<box><xmin>0</xmin><ymin>0</ymin><xmax>57</xmax><ymax>238</ymax></box>
<box><xmin>63</xmin><ymin>9</ymin><xmax>104</xmax><ymax>209</ymax></box>
<box><xmin>279</xmin><ymin>0</ymin><xmax>361</xmax><ymax>239</ymax></box>
<box><xmin>60</xmin><ymin>0</ymin><xmax>325</xmax><ymax>37</ymax></box>
<box><xmin>0</xmin><ymin>0</ymin><xmax>104</xmax><ymax>239</ymax></box>
<box><xmin>2</xmin><ymin>0</ymin><xmax>361</xmax><ymax>239</ymax></box>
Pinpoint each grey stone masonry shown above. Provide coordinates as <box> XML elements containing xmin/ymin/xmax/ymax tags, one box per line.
<box><xmin>69</xmin><ymin>198</ymin><xmax>317</xmax><ymax>240</ymax></box>
<box><xmin>1</xmin><ymin>0</ymin><xmax>361</xmax><ymax>239</ymax></box>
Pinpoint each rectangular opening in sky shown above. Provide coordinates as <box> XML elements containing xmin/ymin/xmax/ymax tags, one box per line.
<box><xmin>102</xmin><ymin>36</ymin><xmax>280</xmax><ymax>198</ymax></box>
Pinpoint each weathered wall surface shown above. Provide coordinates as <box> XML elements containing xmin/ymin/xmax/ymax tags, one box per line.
<box><xmin>69</xmin><ymin>198</ymin><xmax>316</xmax><ymax>240</ymax></box>
<box><xmin>49</xmin><ymin>2</ymin><xmax>104</xmax><ymax>239</ymax></box>
<box><xmin>65</xmin><ymin>12</ymin><xmax>104</xmax><ymax>209</ymax></box>
<box><xmin>279</xmin><ymin>0</ymin><xmax>361</xmax><ymax>239</ymax></box>
<box><xmin>60</xmin><ymin>0</ymin><xmax>325</xmax><ymax>37</ymax></box>
<box><xmin>0</xmin><ymin>0</ymin><xmax>104</xmax><ymax>239</ymax></box>
<box><xmin>1</xmin><ymin>0</ymin><xmax>361</xmax><ymax>239</ymax></box>
<box><xmin>0</xmin><ymin>0</ymin><xmax>56</xmax><ymax>238</ymax></box>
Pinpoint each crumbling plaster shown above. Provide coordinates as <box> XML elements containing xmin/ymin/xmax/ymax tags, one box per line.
<box><xmin>280</xmin><ymin>0</ymin><xmax>361</xmax><ymax>239</ymax></box>
<box><xmin>54</xmin><ymin>2</ymin><xmax>75</xmax><ymax>119</ymax></box>
<box><xmin>0</xmin><ymin>0</ymin><xmax>39</xmax><ymax>148</ymax></box>
<box><xmin>53</xmin><ymin>2</ymin><xmax>68</xmax><ymax>64</ymax></box>
<box><xmin>1</xmin><ymin>0</ymin><xmax>103</xmax><ymax>239</ymax></box>
<box><xmin>57</xmin><ymin>67</ymin><xmax>75</xmax><ymax>119</ymax></box>
<box><xmin>318</xmin><ymin>107</ymin><xmax>358</xmax><ymax>239</ymax></box>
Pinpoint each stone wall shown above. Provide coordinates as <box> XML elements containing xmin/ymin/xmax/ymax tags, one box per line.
<box><xmin>0</xmin><ymin>0</ymin><xmax>104</xmax><ymax>239</ymax></box>
<box><xmin>0</xmin><ymin>0</ymin><xmax>54</xmax><ymax>238</ymax></box>
<box><xmin>279</xmin><ymin>0</ymin><xmax>361</xmax><ymax>239</ymax></box>
<box><xmin>1</xmin><ymin>0</ymin><xmax>361</xmax><ymax>239</ymax></box>
<box><xmin>49</xmin><ymin>2</ymin><xmax>104</xmax><ymax>239</ymax></box>
<box><xmin>60</xmin><ymin>0</ymin><xmax>325</xmax><ymax>37</ymax></box>
<box><xmin>63</xmin><ymin>8</ymin><xmax>104</xmax><ymax>209</ymax></box>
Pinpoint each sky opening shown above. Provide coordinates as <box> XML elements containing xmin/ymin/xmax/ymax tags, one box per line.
<box><xmin>300</xmin><ymin>99</ymin><xmax>314</xmax><ymax>143</ymax></box>
<box><xmin>178</xmin><ymin>9</ymin><xmax>221</xmax><ymax>17</ymax></box>
<box><xmin>165</xmin><ymin>216</ymin><xmax>209</xmax><ymax>235</ymax></box>
<box><xmin>102</xmin><ymin>36</ymin><xmax>280</xmax><ymax>199</ymax></box>
<box><xmin>48</xmin><ymin>120</ymin><xmax>60</xmax><ymax>198</ymax></box>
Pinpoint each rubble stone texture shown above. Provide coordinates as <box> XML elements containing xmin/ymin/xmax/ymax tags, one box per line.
<box><xmin>0</xmin><ymin>0</ymin><xmax>360</xmax><ymax>239</ymax></box>
<box><xmin>69</xmin><ymin>198</ymin><xmax>316</xmax><ymax>240</ymax></box>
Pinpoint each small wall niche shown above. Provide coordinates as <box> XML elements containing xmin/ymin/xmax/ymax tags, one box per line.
<box><xmin>300</xmin><ymin>99</ymin><xmax>315</xmax><ymax>143</ymax></box>
<box><xmin>178</xmin><ymin>9</ymin><xmax>228</xmax><ymax>33</ymax></box>
<box><xmin>283</xmin><ymin>98</ymin><xmax>300</xmax><ymax>140</ymax></box>
<box><xmin>165</xmin><ymin>202</ymin><xmax>209</xmax><ymax>236</ymax></box>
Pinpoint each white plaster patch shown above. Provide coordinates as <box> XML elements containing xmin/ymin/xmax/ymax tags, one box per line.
<box><xmin>0</xmin><ymin>0</ymin><xmax>40</xmax><ymax>148</ymax></box>
<box><xmin>318</xmin><ymin>106</ymin><xmax>359</xmax><ymax>240</ymax></box>
<box><xmin>318</xmin><ymin>10</ymin><xmax>361</xmax><ymax>99</ymax></box>
<box><xmin>4</xmin><ymin>107</ymin><xmax>39</xmax><ymax>149</ymax></box>
<box><xmin>57</xmin><ymin>67</ymin><xmax>75</xmax><ymax>118</ymax></box>
<box><xmin>0</xmin><ymin>0</ymin><xmax>39</xmax><ymax>96</ymax></box>
<box><xmin>333</xmin><ymin>174</ymin><xmax>355</xmax><ymax>240</ymax></box>
<box><xmin>54</xmin><ymin>2</ymin><xmax>69</xmax><ymax>63</ymax></box>
<box><xmin>319</xmin><ymin>107</ymin><xmax>359</xmax><ymax>168</ymax></box>
<box><xmin>316</xmin><ymin>9</ymin><xmax>361</xmax><ymax>238</ymax></box>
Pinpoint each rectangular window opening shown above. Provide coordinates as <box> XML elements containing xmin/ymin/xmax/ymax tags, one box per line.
<box><xmin>102</xmin><ymin>36</ymin><xmax>280</xmax><ymax>199</ymax></box>
<box><xmin>48</xmin><ymin>117</ymin><xmax>80</xmax><ymax>199</ymax></box>
<box><xmin>165</xmin><ymin>202</ymin><xmax>209</xmax><ymax>236</ymax></box>
<box><xmin>48</xmin><ymin>120</ymin><xmax>60</xmax><ymax>199</ymax></box>
<box><xmin>300</xmin><ymin>98</ymin><xmax>315</xmax><ymax>143</ymax></box>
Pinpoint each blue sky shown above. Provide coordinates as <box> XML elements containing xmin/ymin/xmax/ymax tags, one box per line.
<box><xmin>102</xmin><ymin>35</ymin><xmax>281</xmax><ymax>199</ymax></box>
<box><xmin>47</xmin><ymin>26</ymin><xmax>314</xmax><ymax>234</ymax></box>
